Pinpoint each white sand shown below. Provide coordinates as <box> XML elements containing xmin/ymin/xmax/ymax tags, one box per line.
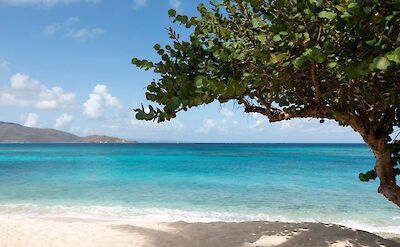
<box><xmin>0</xmin><ymin>216</ymin><xmax>398</xmax><ymax>247</ymax></box>
<box><xmin>330</xmin><ymin>240</ymin><xmax>354</xmax><ymax>247</ymax></box>
<box><xmin>0</xmin><ymin>215</ymin><xmax>167</xmax><ymax>247</ymax></box>
<box><xmin>246</xmin><ymin>235</ymin><xmax>291</xmax><ymax>246</ymax></box>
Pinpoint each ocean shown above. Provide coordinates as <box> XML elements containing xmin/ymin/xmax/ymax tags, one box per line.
<box><xmin>0</xmin><ymin>143</ymin><xmax>399</xmax><ymax>233</ymax></box>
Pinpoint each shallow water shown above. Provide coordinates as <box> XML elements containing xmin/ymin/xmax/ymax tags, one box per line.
<box><xmin>0</xmin><ymin>143</ymin><xmax>398</xmax><ymax>233</ymax></box>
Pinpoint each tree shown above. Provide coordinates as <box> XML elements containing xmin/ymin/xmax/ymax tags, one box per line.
<box><xmin>132</xmin><ymin>0</ymin><xmax>400</xmax><ymax>206</ymax></box>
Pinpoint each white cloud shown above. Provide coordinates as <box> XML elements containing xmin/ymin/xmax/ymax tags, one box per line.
<box><xmin>279</xmin><ymin>120</ymin><xmax>297</xmax><ymax>130</ymax></box>
<box><xmin>55</xmin><ymin>113</ymin><xmax>73</xmax><ymax>129</ymax></box>
<box><xmin>9</xmin><ymin>73</ymin><xmax>40</xmax><ymax>90</ymax></box>
<box><xmin>0</xmin><ymin>0</ymin><xmax>100</xmax><ymax>7</ymax></box>
<box><xmin>221</xmin><ymin>108</ymin><xmax>234</xmax><ymax>118</ymax></box>
<box><xmin>196</xmin><ymin>119</ymin><xmax>215</xmax><ymax>133</ymax></box>
<box><xmin>131</xmin><ymin>118</ymin><xmax>184</xmax><ymax>130</ymax></box>
<box><xmin>72</xmin><ymin>113</ymin><xmax>185</xmax><ymax>141</ymax></box>
<box><xmin>248</xmin><ymin>112</ymin><xmax>307</xmax><ymax>132</ymax></box>
<box><xmin>21</xmin><ymin>113</ymin><xmax>39</xmax><ymax>128</ymax></box>
<box><xmin>43</xmin><ymin>17</ymin><xmax>79</xmax><ymax>35</ymax></box>
<box><xmin>43</xmin><ymin>24</ymin><xmax>58</xmax><ymax>35</ymax></box>
<box><xmin>169</xmin><ymin>0</ymin><xmax>182</xmax><ymax>11</ymax></box>
<box><xmin>44</xmin><ymin>17</ymin><xmax>104</xmax><ymax>40</ymax></box>
<box><xmin>132</xmin><ymin>0</ymin><xmax>146</xmax><ymax>9</ymax></box>
<box><xmin>83</xmin><ymin>84</ymin><xmax>121</xmax><ymax>119</ymax></box>
<box><xmin>83</xmin><ymin>94</ymin><xmax>102</xmax><ymax>118</ymax></box>
<box><xmin>195</xmin><ymin>108</ymin><xmax>238</xmax><ymax>134</ymax></box>
<box><xmin>249</xmin><ymin>118</ymin><xmax>265</xmax><ymax>130</ymax></box>
<box><xmin>0</xmin><ymin>60</ymin><xmax>9</xmax><ymax>70</ymax></box>
<box><xmin>249</xmin><ymin>113</ymin><xmax>268</xmax><ymax>131</ymax></box>
<box><xmin>66</xmin><ymin>28</ymin><xmax>104</xmax><ymax>40</ymax></box>
<box><xmin>217</xmin><ymin>108</ymin><xmax>238</xmax><ymax>133</ymax></box>
<box><xmin>93</xmin><ymin>84</ymin><xmax>120</xmax><ymax>107</ymax></box>
<box><xmin>0</xmin><ymin>73</ymin><xmax>76</xmax><ymax>110</ymax></box>
<box><xmin>248</xmin><ymin>112</ymin><xmax>352</xmax><ymax>139</ymax></box>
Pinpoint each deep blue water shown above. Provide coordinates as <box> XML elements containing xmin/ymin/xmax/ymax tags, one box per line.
<box><xmin>0</xmin><ymin>143</ymin><xmax>399</xmax><ymax>232</ymax></box>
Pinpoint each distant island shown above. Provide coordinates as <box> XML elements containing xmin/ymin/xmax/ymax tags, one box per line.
<box><xmin>0</xmin><ymin>121</ymin><xmax>134</xmax><ymax>143</ymax></box>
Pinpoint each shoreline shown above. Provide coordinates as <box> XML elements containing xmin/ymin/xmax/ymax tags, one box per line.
<box><xmin>0</xmin><ymin>215</ymin><xmax>399</xmax><ymax>247</ymax></box>
<box><xmin>1</xmin><ymin>203</ymin><xmax>400</xmax><ymax>235</ymax></box>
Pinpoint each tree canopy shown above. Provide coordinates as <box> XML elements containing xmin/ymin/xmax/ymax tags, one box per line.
<box><xmin>132</xmin><ymin>0</ymin><xmax>400</xmax><ymax>206</ymax></box>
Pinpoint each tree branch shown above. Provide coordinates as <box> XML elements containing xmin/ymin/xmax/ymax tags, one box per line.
<box><xmin>311</xmin><ymin>61</ymin><xmax>320</xmax><ymax>104</ymax></box>
<box><xmin>243</xmin><ymin>102</ymin><xmax>364</xmax><ymax>134</ymax></box>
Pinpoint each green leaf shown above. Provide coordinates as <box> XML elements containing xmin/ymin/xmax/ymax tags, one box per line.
<box><xmin>348</xmin><ymin>3</ymin><xmax>359</xmax><ymax>10</ymax></box>
<box><xmin>366</xmin><ymin>39</ymin><xmax>377</xmax><ymax>46</ymax></box>
<box><xmin>269</xmin><ymin>53</ymin><xmax>286</xmax><ymax>64</ymax></box>
<box><xmin>375</xmin><ymin>57</ymin><xmax>390</xmax><ymax>70</ymax></box>
<box><xmin>297</xmin><ymin>25</ymin><xmax>305</xmax><ymax>32</ymax></box>
<box><xmin>168</xmin><ymin>9</ymin><xmax>177</xmax><ymax>17</ymax></box>
<box><xmin>303</xmin><ymin>32</ymin><xmax>310</xmax><ymax>43</ymax></box>
<box><xmin>135</xmin><ymin>106</ymin><xmax>156</xmax><ymax>121</ymax></box>
<box><xmin>194</xmin><ymin>76</ymin><xmax>204</xmax><ymax>88</ymax></box>
<box><xmin>161</xmin><ymin>54</ymin><xmax>169</xmax><ymax>61</ymax></box>
<box><xmin>309</xmin><ymin>0</ymin><xmax>322</xmax><ymax>7</ymax></box>
<box><xmin>176</xmin><ymin>15</ymin><xmax>188</xmax><ymax>24</ymax></box>
<box><xmin>196</xmin><ymin>3</ymin><xmax>206</xmax><ymax>13</ymax></box>
<box><xmin>293</xmin><ymin>56</ymin><xmax>307</xmax><ymax>69</ymax></box>
<box><xmin>220</xmin><ymin>28</ymin><xmax>229</xmax><ymax>37</ymax></box>
<box><xmin>304</xmin><ymin>47</ymin><xmax>325</xmax><ymax>63</ymax></box>
<box><xmin>363</xmin><ymin>6</ymin><xmax>371</xmax><ymax>14</ymax></box>
<box><xmin>340</xmin><ymin>12</ymin><xmax>352</xmax><ymax>20</ymax></box>
<box><xmin>153</xmin><ymin>44</ymin><xmax>161</xmax><ymax>50</ymax></box>
<box><xmin>314</xmin><ymin>54</ymin><xmax>325</xmax><ymax>63</ymax></box>
<box><xmin>131</xmin><ymin>58</ymin><xmax>138</xmax><ymax>64</ymax></box>
<box><xmin>335</xmin><ymin>5</ymin><xmax>346</xmax><ymax>12</ymax></box>
<box><xmin>273</xmin><ymin>34</ymin><xmax>282</xmax><ymax>42</ymax></box>
<box><xmin>318</xmin><ymin>11</ymin><xmax>337</xmax><ymax>20</ymax></box>
<box><xmin>359</xmin><ymin>170</ymin><xmax>377</xmax><ymax>182</ymax></box>
<box><xmin>328</xmin><ymin>62</ymin><xmax>337</xmax><ymax>68</ymax></box>
<box><xmin>256</xmin><ymin>34</ymin><xmax>267</xmax><ymax>43</ymax></box>
<box><xmin>385</xmin><ymin>15</ymin><xmax>394</xmax><ymax>21</ymax></box>
<box><xmin>386</xmin><ymin>47</ymin><xmax>400</xmax><ymax>64</ymax></box>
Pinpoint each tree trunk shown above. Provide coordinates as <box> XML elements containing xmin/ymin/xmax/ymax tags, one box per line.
<box><xmin>371</xmin><ymin>138</ymin><xmax>400</xmax><ymax>207</ymax></box>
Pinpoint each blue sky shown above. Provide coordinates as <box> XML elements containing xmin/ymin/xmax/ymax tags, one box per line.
<box><xmin>0</xmin><ymin>0</ymin><xmax>363</xmax><ymax>142</ymax></box>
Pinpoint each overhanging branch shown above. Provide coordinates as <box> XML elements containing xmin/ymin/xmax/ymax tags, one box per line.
<box><xmin>242</xmin><ymin>102</ymin><xmax>364</xmax><ymax>134</ymax></box>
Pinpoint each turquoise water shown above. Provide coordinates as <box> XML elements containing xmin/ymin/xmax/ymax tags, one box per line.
<box><xmin>0</xmin><ymin>143</ymin><xmax>399</xmax><ymax>233</ymax></box>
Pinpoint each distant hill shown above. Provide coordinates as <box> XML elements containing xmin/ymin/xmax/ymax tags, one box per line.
<box><xmin>0</xmin><ymin>122</ymin><xmax>79</xmax><ymax>143</ymax></box>
<box><xmin>0</xmin><ymin>121</ymin><xmax>134</xmax><ymax>143</ymax></box>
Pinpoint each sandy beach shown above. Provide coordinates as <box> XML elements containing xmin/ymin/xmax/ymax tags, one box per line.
<box><xmin>0</xmin><ymin>215</ymin><xmax>399</xmax><ymax>247</ymax></box>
